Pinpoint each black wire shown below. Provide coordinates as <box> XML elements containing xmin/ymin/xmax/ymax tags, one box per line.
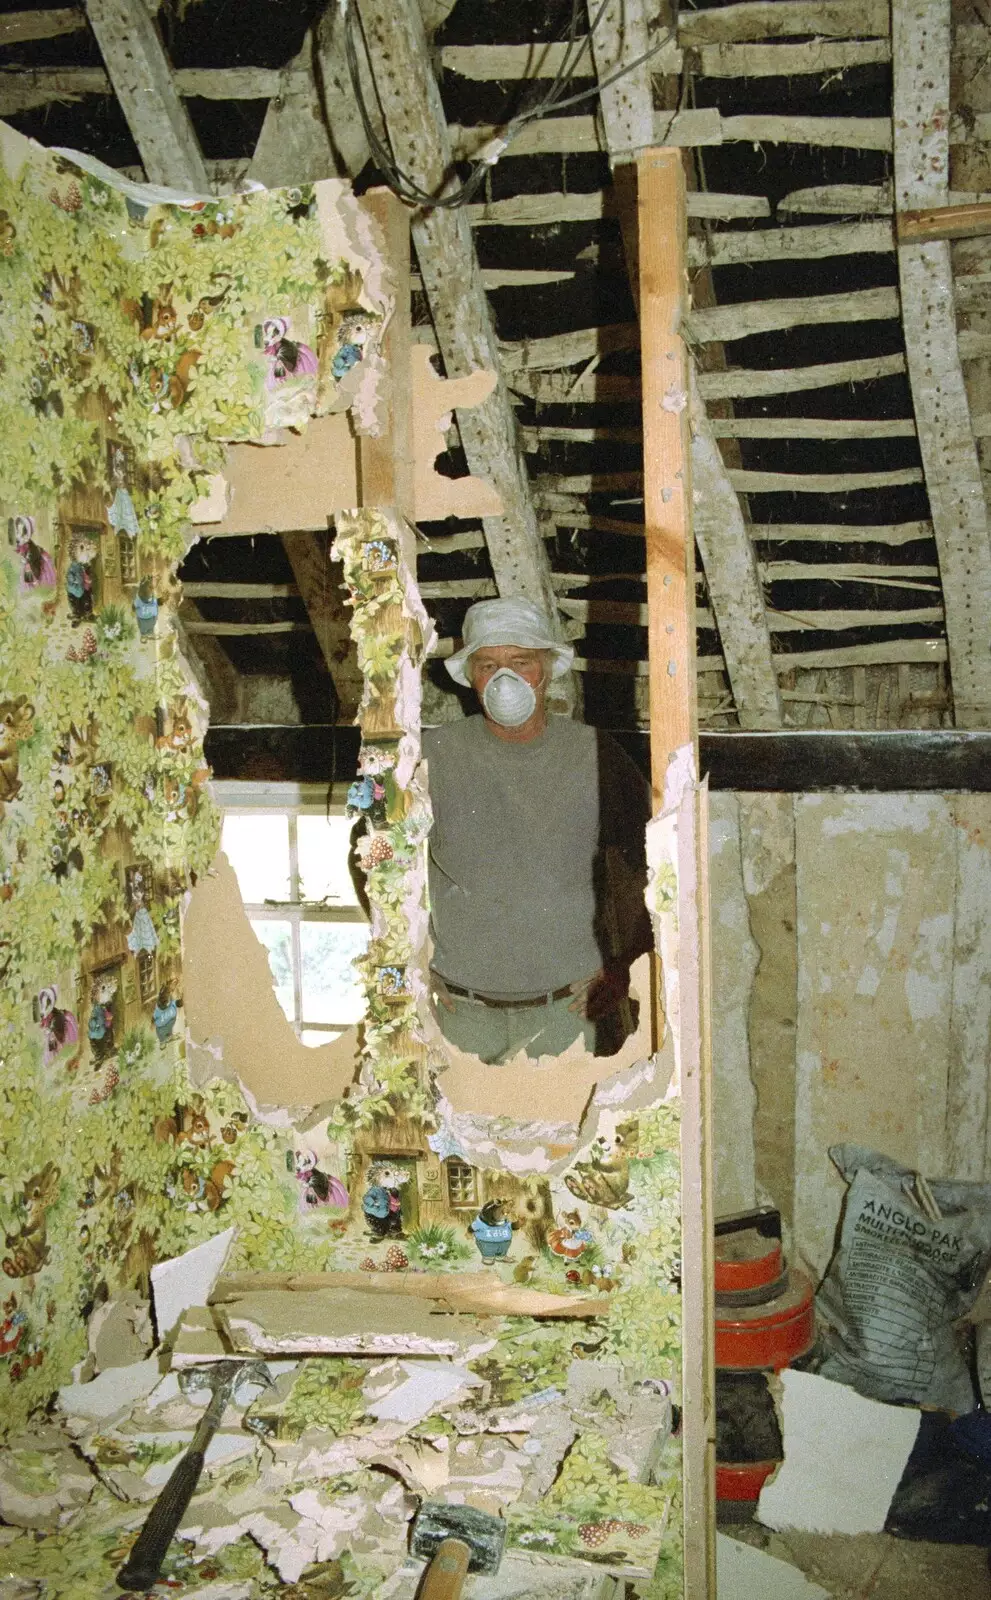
<box><xmin>343</xmin><ymin>0</ymin><xmax>673</xmax><ymax>212</ymax></box>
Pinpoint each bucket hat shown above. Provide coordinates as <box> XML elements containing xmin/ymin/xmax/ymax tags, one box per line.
<box><xmin>444</xmin><ymin>598</ymin><xmax>574</xmax><ymax>686</ymax></box>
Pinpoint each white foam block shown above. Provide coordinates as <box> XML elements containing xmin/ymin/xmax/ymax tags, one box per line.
<box><xmin>758</xmin><ymin>1370</ymin><xmax>920</xmax><ymax>1536</ymax></box>
<box><xmin>151</xmin><ymin>1227</ymin><xmax>237</xmax><ymax>1340</ymax></box>
<box><xmin>717</xmin><ymin>1534</ymin><xmax>830</xmax><ymax>1599</ymax></box>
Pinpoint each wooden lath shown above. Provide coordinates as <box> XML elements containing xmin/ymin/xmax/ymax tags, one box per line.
<box><xmin>893</xmin><ymin>0</ymin><xmax>991</xmax><ymax>726</ymax></box>
<box><xmin>83</xmin><ymin>0</ymin><xmax>210</xmax><ymax>190</ymax></box>
<box><xmin>353</xmin><ymin>0</ymin><xmax>562</xmax><ymax>626</ymax></box>
<box><xmin>582</xmin><ymin>0</ymin><xmax>780</xmax><ymax>730</ymax></box>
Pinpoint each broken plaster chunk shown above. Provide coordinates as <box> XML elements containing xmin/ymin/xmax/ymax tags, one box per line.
<box><xmin>150</xmin><ymin>1225</ymin><xmax>237</xmax><ymax>1342</ymax></box>
<box><xmin>0</xmin><ymin>1429</ymin><xmax>96</xmax><ymax>1530</ymax></box>
<box><xmin>716</xmin><ymin>1533</ymin><xmax>830</xmax><ymax>1599</ymax></box>
<box><xmin>87</xmin><ymin>1290</ymin><xmax>153</xmax><ymax>1372</ymax></box>
<box><xmin>366</xmin><ymin>1361</ymin><xmax>478</xmax><ymax>1425</ymax></box>
<box><xmin>662</xmin><ymin>385</ymin><xmax>688</xmax><ymax>414</ymax></box>
<box><xmin>757</xmin><ymin>1370</ymin><xmax>920</xmax><ymax>1536</ymax></box>
<box><xmin>57</xmin><ymin>1356</ymin><xmax>162</xmax><ymax>1425</ymax></box>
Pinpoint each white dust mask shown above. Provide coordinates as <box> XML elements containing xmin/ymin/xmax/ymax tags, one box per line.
<box><xmin>481</xmin><ymin>667</ymin><xmax>537</xmax><ymax>728</ymax></box>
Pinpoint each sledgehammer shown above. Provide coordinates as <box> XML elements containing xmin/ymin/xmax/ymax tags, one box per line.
<box><xmin>409</xmin><ymin>1502</ymin><xmax>506</xmax><ymax>1599</ymax></box>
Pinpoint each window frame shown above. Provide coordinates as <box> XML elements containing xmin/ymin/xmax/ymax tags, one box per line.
<box><xmin>213</xmin><ymin>781</ymin><xmax>369</xmax><ymax>1042</ymax></box>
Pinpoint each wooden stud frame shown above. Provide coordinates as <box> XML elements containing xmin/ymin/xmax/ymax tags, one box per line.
<box><xmin>639</xmin><ymin>148</ymin><xmax>715</xmax><ymax>1596</ymax></box>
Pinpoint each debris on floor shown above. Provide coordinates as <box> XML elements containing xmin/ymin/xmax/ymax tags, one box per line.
<box><xmin>757</xmin><ymin>1371</ymin><xmax>921</xmax><ymax>1536</ymax></box>
<box><xmin>716</xmin><ymin>1531</ymin><xmax>830</xmax><ymax>1599</ymax></box>
<box><xmin>0</xmin><ymin>1234</ymin><xmax>680</xmax><ymax>1597</ymax></box>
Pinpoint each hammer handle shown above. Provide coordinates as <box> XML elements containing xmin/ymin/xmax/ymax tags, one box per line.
<box><xmin>116</xmin><ymin>1444</ymin><xmax>208</xmax><ymax>1590</ymax></box>
<box><xmin>418</xmin><ymin>1537</ymin><xmax>471</xmax><ymax>1600</ymax></box>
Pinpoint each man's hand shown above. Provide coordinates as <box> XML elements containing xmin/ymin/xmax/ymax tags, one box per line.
<box><xmin>430</xmin><ymin>972</ymin><xmax>456</xmax><ymax>1013</ymax></box>
<box><xmin>569</xmin><ymin>963</ymin><xmax>631</xmax><ymax>1020</ymax></box>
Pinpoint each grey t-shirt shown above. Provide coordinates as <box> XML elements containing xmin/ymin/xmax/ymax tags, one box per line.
<box><xmin>423</xmin><ymin>715</ymin><xmax>649</xmax><ymax>999</ymax></box>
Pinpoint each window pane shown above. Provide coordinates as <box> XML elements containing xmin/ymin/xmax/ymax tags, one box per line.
<box><xmin>300</xmin><ymin>922</ymin><xmax>369</xmax><ymax>1025</ymax></box>
<box><xmin>251</xmin><ymin>919</ymin><xmax>294</xmax><ymax>1023</ymax></box>
<box><xmin>297</xmin><ymin>815</ymin><xmax>360</xmax><ymax>906</ymax></box>
<box><xmin>223</xmin><ymin>815</ymin><xmax>290</xmax><ymax>903</ymax></box>
<box><xmin>300</xmin><ymin>1029</ymin><xmax>343</xmax><ymax>1049</ymax></box>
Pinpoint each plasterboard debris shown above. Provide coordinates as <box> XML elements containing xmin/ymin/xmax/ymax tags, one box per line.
<box><xmin>365</xmin><ymin>1359</ymin><xmax>478</xmax><ymax>1422</ymax></box>
<box><xmin>0</xmin><ymin>1429</ymin><xmax>94</xmax><ymax>1530</ymax></box>
<box><xmin>757</xmin><ymin>1369</ymin><xmax>920</xmax><ymax>1535</ymax></box>
<box><xmin>716</xmin><ymin>1532</ymin><xmax>830</xmax><ymax>1599</ymax></box>
<box><xmin>87</xmin><ymin>1291</ymin><xmax>154</xmax><ymax>1372</ymax></box>
<box><xmin>379</xmin><ymin>1552</ymin><xmax>616</xmax><ymax>1599</ymax></box>
<box><xmin>215</xmin><ymin>1287</ymin><xmax>499</xmax><ymax>1358</ymax></box>
<box><xmin>150</xmin><ymin>1226</ymin><xmax>237</xmax><ymax>1340</ymax></box>
<box><xmin>57</xmin><ymin>1355</ymin><xmax>162</xmax><ymax>1425</ymax></box>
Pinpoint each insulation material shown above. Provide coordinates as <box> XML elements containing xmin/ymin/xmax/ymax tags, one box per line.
<box><xmin>757</xmin><ymin>1370</ymin><xmax>920</xmax><ymax>1535</ymax></box>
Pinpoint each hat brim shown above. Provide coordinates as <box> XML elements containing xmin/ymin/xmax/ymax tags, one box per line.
<box><xmin>445</xmin><ymin>638</ymin><xmax>575</xmax><ymax>687</ymax></box>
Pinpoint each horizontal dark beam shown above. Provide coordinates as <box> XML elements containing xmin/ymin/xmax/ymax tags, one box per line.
<box><xmin>205</xmin><ymin>725</ymin><xmax>991</xmax><ymax>792</ymax></box>
<box><xmin>699</xmin><ymin>731</ymin><xmax>991</xmax><ymax>792</ymax></box>
<box><xmin>205</xmin><ymin>726</ymin><xmax>361</xmax><ymax>784</ymax></box>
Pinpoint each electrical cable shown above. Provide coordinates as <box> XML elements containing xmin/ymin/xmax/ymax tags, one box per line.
<box><xmin>341</xmin><ymin>0</ymin><xmax>675</xmax><ymax>211</ymax></box>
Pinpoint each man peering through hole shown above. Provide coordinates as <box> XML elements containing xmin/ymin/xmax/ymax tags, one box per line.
<box><xmin>423</xmin><ymin>598</ymin><xmax>652</xmax><ymax>1064</ymax></box>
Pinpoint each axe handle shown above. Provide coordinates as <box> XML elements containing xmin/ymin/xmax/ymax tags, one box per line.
<box><xmin>418</xmin><ymin>1537</ymin><xmax>471</xmax><ymax>1600</ymax></box>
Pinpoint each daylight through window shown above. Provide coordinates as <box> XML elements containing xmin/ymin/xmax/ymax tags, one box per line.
<box><xmin>217</xmin><ymin>783</ymin><xmax>370</xmax><ymax>1047</ymax></box>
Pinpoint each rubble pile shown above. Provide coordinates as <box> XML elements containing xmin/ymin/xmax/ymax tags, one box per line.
<box><xmin>0</xmin><ymin>1251</ymin><xmax>680</xmax><ymax>1600</ymax></box>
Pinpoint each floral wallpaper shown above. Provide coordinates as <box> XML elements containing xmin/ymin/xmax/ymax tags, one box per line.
<box><xmin>0</xmin><ymin>123</ymin><xmax>386</xmax><ymax>1430</ymax></box>
<box><xmin>0</xmin><ymin>119</ymin><xmax>683</xmax><ymax>1596</ymax></box>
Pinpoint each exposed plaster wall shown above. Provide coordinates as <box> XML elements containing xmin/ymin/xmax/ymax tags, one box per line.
<box><xmin>793</xmin><ymin>794</ymin><xmax>955</xmax><ymax>1276</ymax></box>
<box><xmin>710</xmin><ymin>792</ymin><xmax>991</xmax><ymax>1280</ymax></box>
<box><xmin>946</xmin><ymin>798</ymin><xmax>991</xmax><ymax>1179</ymax></box>
<box><xmin>739</xmin><ymin>792</ymin><xmax>797</xmax><ymax>1238</ymax></box>
<box><xmin>709</xmin><ymin>794</ymin><xmax>758</xmax><ymax>1215</ymax></box>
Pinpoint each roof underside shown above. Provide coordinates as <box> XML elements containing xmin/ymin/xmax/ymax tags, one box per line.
<box><xmin>4</xmin><ymin>0</ymin><xmax>990</xmax><ymax>763</ymax></box>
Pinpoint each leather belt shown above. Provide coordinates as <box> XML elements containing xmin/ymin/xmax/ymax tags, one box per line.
<box><xmin>434</xmin><ymin>975</ymin><xmax>576</xmax><ymax>1009</ymax></box>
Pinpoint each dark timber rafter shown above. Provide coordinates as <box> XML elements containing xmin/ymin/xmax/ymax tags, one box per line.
<box><xmin>83</xmin><ymin>0</ymin><xmax>210</xmax><ymax>190</ymax></box>
<box><xmin>353</xmin><ymin>0</ymin><xmax>564</xmax><ymax>625</ymax></box>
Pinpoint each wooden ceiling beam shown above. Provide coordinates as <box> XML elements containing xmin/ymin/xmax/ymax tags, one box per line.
<box><xmin>586</xmin><ymin>0</ymin><xmax>780</xmax><ymax>729</ymax></box>
<box><xmin>175</xmin><ymin>603</ymin><xmax>241</xmax><ymax>725</ymax></box>
<box><xmin>249</xmin><ymin>2</ymin><xmax>459</xmax><ymax>190</ymax></box>
<box><xmin>0</xmin><ymin>65</ymin><xmax>283</xmax><ymax>118</ymax></box>
<box><xmin>0</xmin><ymin>8</ymin><xmax>85</xmax><ymax>45</ymax></box>
<box><xmin>892</xmin><ymin>0</ymin><xmax>991</xmax><ymax>726</ymax></box>
<box><xmin>83</xmin><ymin>0</ymin><xmax>210</xmax><ymax>190</ymax></box>
<box><xmin>354</xmin><ymin>0</ymin><xmax>561</xmax><ymax>622</ymax></box>
<box><xmin>280</xmin><ymin>532</ymin><xmax>364</xmax><ymax>724</ymax></box>
<box><xmin>248</xmin><ymin>7</ymin><xmax>372</xmax><ymax>189</ymax></box>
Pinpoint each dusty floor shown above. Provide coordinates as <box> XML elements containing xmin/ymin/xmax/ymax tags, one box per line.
<box><xmin>723</xmin><ymin>1518</ymin><xmax>990</xmax><ymax>1599</ymax></box>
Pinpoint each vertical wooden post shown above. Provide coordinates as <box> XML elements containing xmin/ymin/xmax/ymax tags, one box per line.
<box><xmin>639</xmin><ymin>150</ymin><xmax>696</xmax><ymax>809</ymax></box>
<box><xmin>639</xmin><ymin>148</ymin><xmax>715</xmax><ymax>1598</ymax></box>
<box><xmin>357</xmin><ymin>188</ymin><xmax>414</xmax><ymax>523</ymax></box>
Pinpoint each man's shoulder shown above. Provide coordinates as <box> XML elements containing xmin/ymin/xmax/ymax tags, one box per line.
<box><xmin>422</xmin><ymin>716</ymin><xmax>483</xmax><ymax>756</ymax></box>
<box><xmin>548</xmin><ymin>714</ymin><xmax>597</xmax><ymax>749</ymax></box>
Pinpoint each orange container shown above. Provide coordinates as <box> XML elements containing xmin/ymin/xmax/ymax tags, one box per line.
<box><xmin>715</xmin><ymin>1460</ymin><xmax>778</xmax><ymax>1502</ymax></box>
<box><xmin>714</xmin><ymin>1268</ymin><xmax>814</xmax><ymax>1371</ymax></box>
<box><xmin>714</xmin><ymin>1225</ymin><xmax>783</xmax><ymax>1296</ymax></box>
